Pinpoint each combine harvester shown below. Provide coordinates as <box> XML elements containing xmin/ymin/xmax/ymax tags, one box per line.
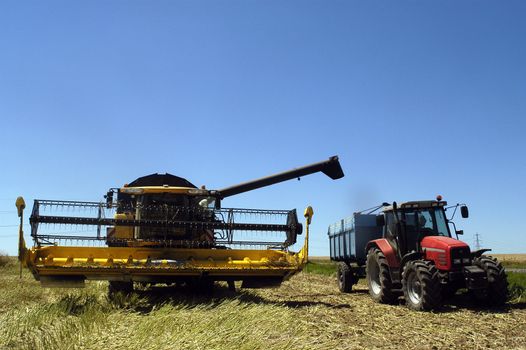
<box><xmin>17</xmin><ymin>156</ymin><xmax>344</xmax><ymax>293</ymax></box>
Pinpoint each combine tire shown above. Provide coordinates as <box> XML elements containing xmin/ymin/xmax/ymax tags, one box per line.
<box><xmin>366</xmin><ymin>248</ymin><xmax>396</xmax><ymax>304</ymax></box>
<box><xmin>402</xmin><ymin>260</ymin><xmax>442</xmax><ymax>311</ymax></box>
<box><xmin>108</xmin><ymin>281</ymin><xmax>133</xmax><ymax>296</ymax></box>
<box><xmin>337</xmin><ymin>262</ymin><xmax>354</xmax><ymax>293</ymax></box>
<box><xmin>472</xmin><ymin>256</ymin><xmax>508</xmax><ymax>306</ymax></box>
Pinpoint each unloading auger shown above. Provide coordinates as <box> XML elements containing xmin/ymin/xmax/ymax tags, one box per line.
<box><xmin>17</xmin><ymin>156</ymin><xmax>343</xmax><ymax>292</ymax></box>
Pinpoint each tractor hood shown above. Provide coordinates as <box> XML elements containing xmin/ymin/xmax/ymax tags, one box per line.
<box><xmin>421</xmin><ymin>236</ymin><xmax>469</xmax><ymax>251</ymax></box>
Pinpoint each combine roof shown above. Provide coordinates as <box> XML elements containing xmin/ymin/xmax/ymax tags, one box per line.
<box><xmin>127</xmin><ymin>173</ymin><xmax>197</xmax><ymax>188</ymax></box>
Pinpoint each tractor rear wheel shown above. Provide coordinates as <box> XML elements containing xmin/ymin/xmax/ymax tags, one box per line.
<box><xmin>337</xmin><ymin>262</ymin><xmax>354</xmax><ymax>293</ymax></box>
<box><xmin>402</xmin><ymin>260</ymin><xmax>442</xmax><ymax>311</ymax></box>
<box><xmin>366</xmin><ymin>248</ymin><xmax>396</xmax><ymax>304</ymax></box>
<box><xmin>471</xmin><ymin>256</ymin><xmax>508</xmax><ymax>306</ymax></box>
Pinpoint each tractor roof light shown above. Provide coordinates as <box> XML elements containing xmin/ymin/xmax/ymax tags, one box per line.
<box><xmin>436</xmin><ymin>195</ymin><xmax>443</xmax><ymax>201</ymax></box>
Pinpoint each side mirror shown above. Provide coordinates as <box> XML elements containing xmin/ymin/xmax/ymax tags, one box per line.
<box><xmin>456</xmin><ymin>230</ymin><xmax>464</xmax><ymax>235</ymax></box>
<box><xmin>303</xmin><ymin>206</ymin><xmax>314</xmax><ymax>225</ymax></box>
<box><xmin>105</xmin><ymin>191</ymin><xmax>114</xmax><ymax>209</ymax></box>
<box><xmin>460</xmin><ymin>205</ymin><xmax>469</xmax><ymax>218</ymax></box>
<box><xmin>376</xmin><ymin>215</ymin><xmax>385</xmax><ymax>227</ymax></box>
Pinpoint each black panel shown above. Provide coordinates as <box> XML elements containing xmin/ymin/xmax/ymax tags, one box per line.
<box><xmin>128</xmin><ymin>173</ymin><xmax>197</xmax><ymax>188</ymax></box>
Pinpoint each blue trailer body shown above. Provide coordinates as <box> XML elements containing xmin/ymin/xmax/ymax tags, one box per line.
<box><xmin>328</xmin><ymin>214</ymin><xmax>383</xmax><ymax>264</ymax></box>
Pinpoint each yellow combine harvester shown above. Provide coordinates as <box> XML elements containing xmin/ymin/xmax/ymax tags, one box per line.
<box><xmin>17</xmin><ymin>156</ymin><xmax>344</xmax><ymax>293</ymax></box>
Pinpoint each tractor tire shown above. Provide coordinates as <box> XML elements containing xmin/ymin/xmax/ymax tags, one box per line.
<box><xmin>366</xmin><ymin>248</ymin><xmax>396</xmax><ymax>304</ymax></box>
<box><xmin>108</xmin><ymin>281</ymin><xmax>133</xmax><ymax>296</ymax></box>
<box><xmin>471</xmin><ymin>256</ymin><xmax>508</xmax><ymax>306</ymax></box>
<box><xmin>337</xmin><ymin>262</ymin><xmax>354</xmax><ymax>293</ymax></box>
<box><xmin>402</xmin><ymin>260</ymin><xmax>442</xmax><ymax>311</ymax></box>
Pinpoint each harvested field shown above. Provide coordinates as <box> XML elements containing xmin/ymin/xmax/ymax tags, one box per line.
<box><xmin>1</xmin><ymin>260</ymin><xmax>525</xmax><ymax>350</ymax></box>
<box><xmin>493</xmin><ymin>254</ymin><xmax>526</xmax><ymax>263</ymax></box>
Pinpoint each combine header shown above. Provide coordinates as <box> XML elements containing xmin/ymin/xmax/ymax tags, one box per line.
<box><xmin>17</xmin><ymin>156</ymin><xmax>343</xmax><ymax>292</ymax></box>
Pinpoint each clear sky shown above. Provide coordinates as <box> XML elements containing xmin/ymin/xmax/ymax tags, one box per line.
<box><xmin>0</xmin><ymin>1</ymin><xmax>525</xmax><ymax>256</ymax></box>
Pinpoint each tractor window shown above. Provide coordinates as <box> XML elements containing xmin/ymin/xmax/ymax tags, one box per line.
<box><xmin>435</xmin><ymin>209</ymin><xmax>449</xmax><ymax>236</ymax></box>
<box><xmin>411</xmin><ymin>208</ymin><xmax>450</xmax><ymax>237</ymax></box>
<box><xmin>420</xmin><ymin>211</ymin><xmax>434</xmax><ymax>230</ymax></box>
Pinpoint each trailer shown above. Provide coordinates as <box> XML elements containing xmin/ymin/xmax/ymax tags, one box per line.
<box><xmin>327</xmin><ymin>213</ymin><xmax>382</xmax><ymax>292</ymax></box>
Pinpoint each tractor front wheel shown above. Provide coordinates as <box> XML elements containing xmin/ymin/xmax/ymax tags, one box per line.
<box><xmin>337</xmin><ymin>262</ymin><xmax>356</xmax><ymax>293</ymax></box>
<box><xmin>366</xmin><ymin>248</ymin><xmax>396</xmax><ymax>304</ymax></box>
<box><xmin>402</xmin><ymin>260</ymin><xmax>442</xmax><ymax>311</ymax></box>
<box><xmin>471</xmin><ymin>256</ymin><xmax>508</xmax><ymax>306</ymax></box>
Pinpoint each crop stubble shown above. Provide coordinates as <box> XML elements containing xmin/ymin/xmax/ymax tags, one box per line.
<box><xmin>0</xmin><ymin>262</ymin><xmax>525</xmax><ymax>350</ymax></box>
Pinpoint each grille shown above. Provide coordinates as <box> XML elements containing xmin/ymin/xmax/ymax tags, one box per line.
<box><xmin>450</xmin><ymin>246</ymin><xmax>471</xmax><ymax>266</ymax></box>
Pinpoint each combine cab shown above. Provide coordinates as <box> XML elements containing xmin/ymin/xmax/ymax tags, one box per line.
<box><xmin>17</xmin><ymin>157</ymin><xmax>343</xmax><ymax>293</ymax></box>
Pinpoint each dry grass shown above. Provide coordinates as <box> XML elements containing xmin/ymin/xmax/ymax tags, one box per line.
<box><xmin>493</xmin><ymin>254</ymin><xmax>526</xmax><ymax>263</ymax></box>
<box><xmin>1</xmin><ymin>260</ymin><xmax>525</xmax><ymax>350</ymax></box>
<box><xmin>0</xmin><ymin>251</ymin><xmax>12</xmax><ymax>267</ymax></box>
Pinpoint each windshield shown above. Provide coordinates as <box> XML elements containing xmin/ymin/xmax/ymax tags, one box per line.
<box><xmin>402</xmin><ymin>207</ymin><xmax>450</xmax><ymax>238</ymax></box>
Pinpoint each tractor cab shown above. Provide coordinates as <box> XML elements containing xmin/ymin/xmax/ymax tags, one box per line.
<box><xmin>379</xmin><ymin>200</ymin><xmax>454</xmax><ymax>258</ymax></box>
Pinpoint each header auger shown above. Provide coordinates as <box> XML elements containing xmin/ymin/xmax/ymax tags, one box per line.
<box><xmin>18</xmin><ymin>156</ymin><xmax>343</xmax><ymax>293</ymax></box>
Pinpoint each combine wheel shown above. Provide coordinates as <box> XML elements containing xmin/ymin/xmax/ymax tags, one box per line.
<box><xmin>471</xmin><ymin>256</ymin><xmax>508</xmax><ymax>306</ymax></box>
<box><xmin>366</xmin><ymin>248</ymin><xmax>396</xmax><ymax>304</ymax></box>
<box><xmin>337</xmin><ymin>262</ymin><xmax>355</xmax><ymax>293</ymax></box>
<box><xmin>402</xmin><ymin>260</ymin><xmax>442</xmax><ymax>311</ymax></box>
<box><xmin>108</xmin><ymin>281</ymin><xmax>134</xmax><ymax>296</ymax></box>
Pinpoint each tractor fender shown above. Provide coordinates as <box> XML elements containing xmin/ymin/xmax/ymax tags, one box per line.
<box><xmin>471</xmin><ymin>248</ymin><xmax>491</xmax><ymax>258</ymax></box>
<box><xmin>400</xmin><ymin>251</ymin><xmax>423</xmax><ymax>269</ymax></box>
<box><xmin>365</xmin><ymin>239</ymin><xmax>400</xmax><ymax>268</ymax></box>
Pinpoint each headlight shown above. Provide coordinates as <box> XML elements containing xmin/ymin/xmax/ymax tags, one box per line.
<box><xmin>453</xmin><ymin>258</ymin><xmax>461</xmax><ymax>264</ymax></box>
<box><xmin>462</xmin><ymin>258</ymin><xmax>470</xmax><ymax>264</ymax></box>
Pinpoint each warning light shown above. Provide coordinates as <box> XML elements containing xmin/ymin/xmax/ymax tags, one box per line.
<box><xmin>436</xmin><ymin>195</ymin><xmax>443</xmax><ymax>201</ymax></box>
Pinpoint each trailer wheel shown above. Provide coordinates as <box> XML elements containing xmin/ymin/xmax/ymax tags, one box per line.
<box><xmin>402</xmin><ymin>260</ymin><xmax>442</xmax><ymax>311</ymax></box>
<box><xmin>108</xmin><ymin>281</ymin><xmax>133</xmax><ymax>296</ymax></box>
<box><xmin>337</xmin><ymin>262</ymin><xmax>354</xmax><ymax>293</ymax></box>
<box><xmin>472</xmin><ymin>256</ymin><xmax>508</xmax><ymax>306</ymax></box>
<box><xmin>366</xmin><ymin>248</ymin><xmax>396</xmax><ymax>304</ymax></box>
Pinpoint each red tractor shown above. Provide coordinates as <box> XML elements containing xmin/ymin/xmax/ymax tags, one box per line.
<box><xmin>328</xmin><ymin>197</ymin><xmax>508</xmax><ymax>311</ymax></box>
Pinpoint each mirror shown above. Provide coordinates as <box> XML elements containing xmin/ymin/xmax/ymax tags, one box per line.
<box><xmin>460</xmin><ymin>205</ymin><xmax>469</xmax><ymax>218</ymax></box>
<box><xmin>105</xmin><ymin>191</ymin><xmax>113</xmax><ymax>209</ymax></box>
<box><xmin>456</xmin><ymin>230</ymin><xmax>464</xmax><ymax>235</ymax></box>
<box><xmin>376</xmin><ymin>215</ymin><xmax>385</xmax><ymax>227</ymax></box>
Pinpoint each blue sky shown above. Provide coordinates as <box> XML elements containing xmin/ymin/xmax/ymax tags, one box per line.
<box><xmin>0</xmin><ymin>1</ymin><xmax>525</xmax><ymax>256</ymax></box>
